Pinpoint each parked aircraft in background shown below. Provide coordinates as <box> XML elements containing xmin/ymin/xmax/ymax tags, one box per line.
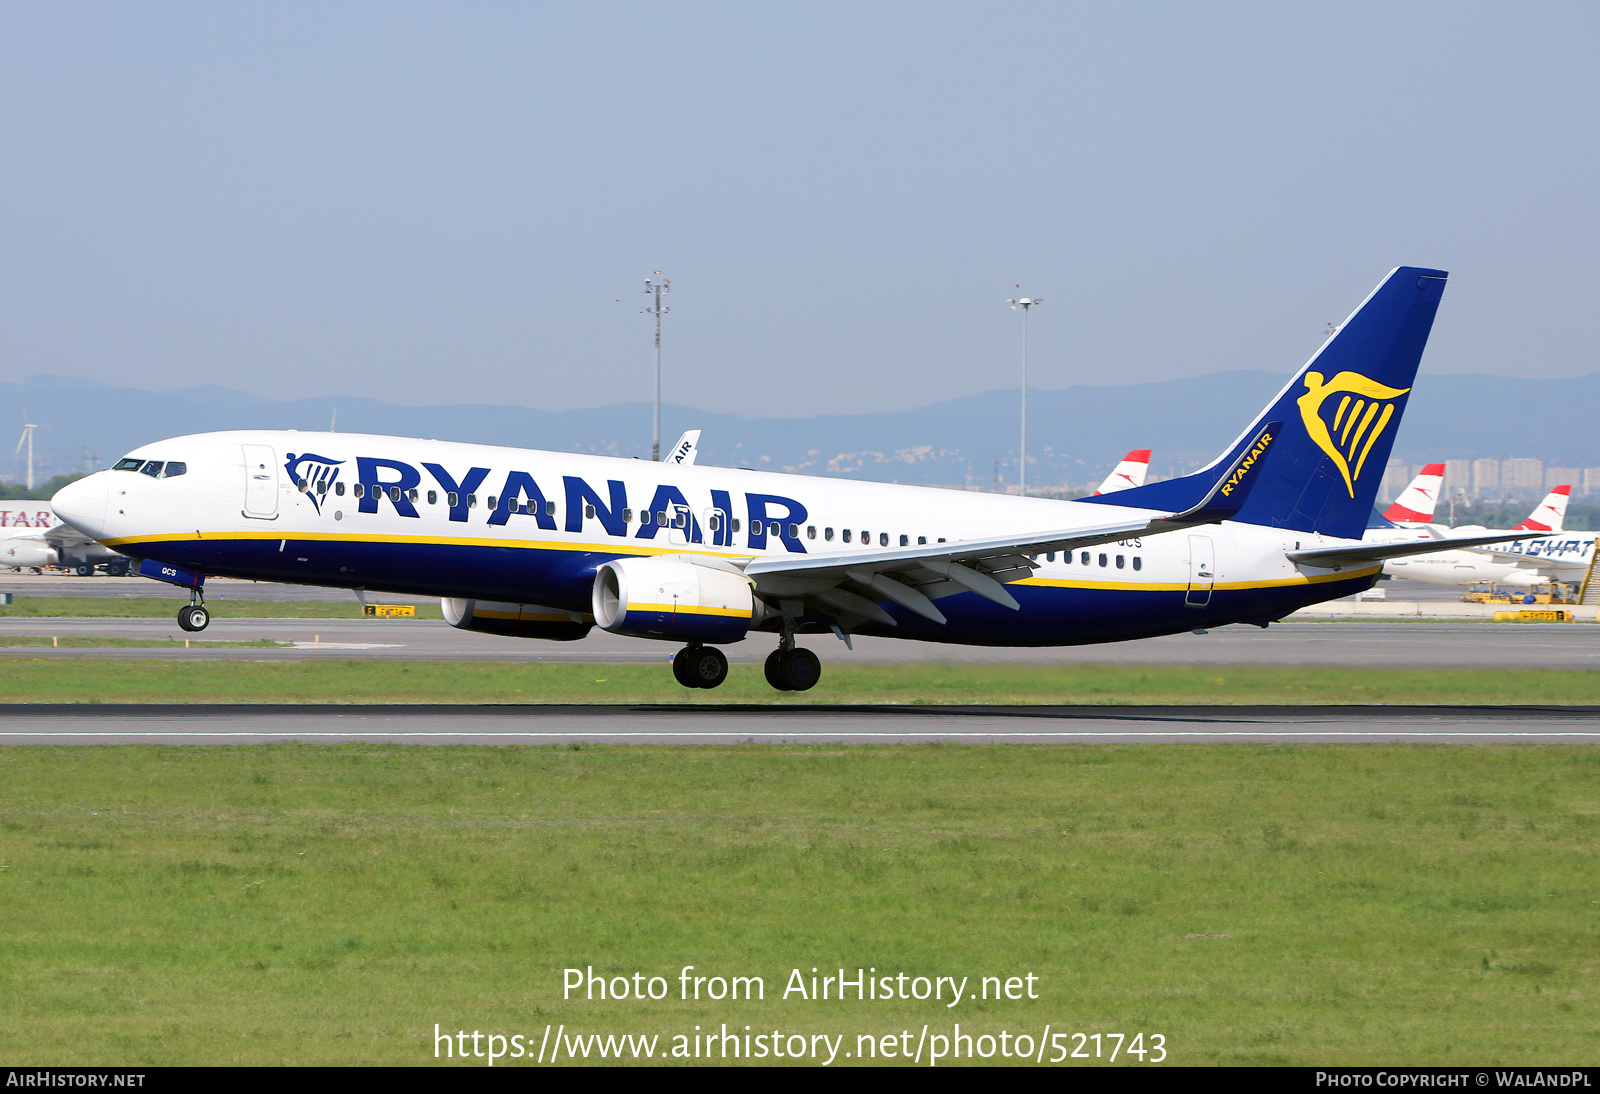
<box><xmin>53</xmin><ymin>266</ymin><xmax>1541</xmax><ymax>690</ymax></box>
<box><xmin>1091</xmin><ymin>450</ymin><xmax>1151</xmax><ymax>495</ymax></box>
<box><xmin>1385</xmin><ymin>485</ymin><xmax>1572</xmax><ymax>586</ymax></box>
<box><xmin>1</xmin><ymin>505</ymin><xmax>127</xmax><ymax>574</ymax></box>
<box><xmin>1383</xmin><ymin>463</ymin><xmax>1445</xmax><ymax>524</ymax></box>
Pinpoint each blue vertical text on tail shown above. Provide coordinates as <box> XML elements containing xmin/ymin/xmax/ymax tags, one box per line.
<box><xmin>1086</xmin><ymin>266</ymin><xmax>1448</xmax><ymax>540</ymax></box>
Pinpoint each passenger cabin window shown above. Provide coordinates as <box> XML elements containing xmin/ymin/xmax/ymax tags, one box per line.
<box><xmin>899</xmin><ymin>534</ymin><xmax>908</xmax><ymax>546</ymax></box>
<box><xmin>1064</xmin><ymin>551</ymin><xmax>1073</xmax><ymax>564</ymax></box>
<box><xmin>546</xmin><ymin>501</ymin><xmax>557</xmax><ymax>516</ymax></box>
<box><xmin>731</xmin><ymin>518</ymin><xmax>740</xmax><ymax>533</ymax></box>
<box><xmin>1132</xmin><ymin>557</ymin><xmax>1142</xmax><ymax>571</ymax></box>
<box><xmin>1080</xmin><ymin>551</ymin><xmax>1089</xmax><ymax>565</ymax></box>
<box><xmin>641</xmin><ymin>511</ymin><xmax>652</xmax><ymax>526</ymax></box>
<box><xmin>113</xmin><ymin>458</ymin><xmax>143</xmax><ymax>471</ymax></box>
<box><xmin>487</xmin><ymin>496</ymin><xmax>497</xmax><ymax>509</ymax></box>
<box><xmin>825</xmin><ymin>527</ymin><xmax>834</xmax><ymax>541</ymax></box>
<box><xmin>586</xmin><ymin>504</ymin><xmax>597</xmax><ymax>519</ymax></box>
<box><xmin>622</xmin><ymin>507</ymin><xmax>632</xmax><ymax>522</ymax></box>
<box><xmin>139</xmin><ymin>461</ymin><xmax>164</xmax><ymax>478</ymax></box>
<box><xmin>1098</xmin><ymin>553</ymin><xmax>1108</xmax><ymax>567</ymax></box>
<box><xmin>842</xmin><ymin>529</ymin><xmax>852</xmax><ymax>543</ymax></box>
<box><xmin>1046</xmin><ymin>552</ymin><xmax>1055</xmax><ymax>562</ymax></box>
<box><xmin>163</xmin><ymin>462</ymin><xmax>187</xmax><ymax>478</ymax></box>
<box><xmin>409</xmin><ymin>488</ymin><xmax>419</xmax><ymax>502</ymax></box>
<box><xmin>428</xmin><ymin>490</ymin><xmax>437</xmax><ymax>505</ymax></box>
<box><xmin>707</xmin><ymin>513</ymin><xmax>719</xmax><ymax>531</ymax></box>
<box><xmin>807</xmin><ymin>525</ymin><xmax>816</xmax><ymax>540</ymax></box>
<box><xmin>354</xmin><ymin>484</ymin><xmax>365</xmax><ymax>499</ymax></box>
<box><xmin>787</xmin><ymin>523</ymin><xmax>798</xmax><ymax>538</ymax></box>
<box><xmin>917</xmin><ymin>536</ymin><xmax>926</xmax><ymax>545</ymax></box>
<box><xmin>468</xmin><ymin>494</ymin><xmax>477</xmax><ymax>508</ymax></box>
<box><xmin>336</xmin><ymin>482</ymin><xmax>346</xmax><ymax>496</ymax></box>
<box><xmin>1116</xmin><ymin>555</ymin><xmax>1125</xmax><ymax>569</ymax></box>
<box><xmin>879</xmin><ymin>532</ymin><xmax>889</xmax><ymax>546</ymax></box>
<box><xmin>447</xmin><ymin>491</ymin><xmax>458</xmax><ymax>507</ymax></box>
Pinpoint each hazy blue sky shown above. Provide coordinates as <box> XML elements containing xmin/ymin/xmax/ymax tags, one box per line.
<box><xmin>1</xmin><ymin>3</ymin><xmax>1595</xmax><ymax>416</ymax></box>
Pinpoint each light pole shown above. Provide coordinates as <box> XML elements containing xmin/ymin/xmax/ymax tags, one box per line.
<box><xmin>1007</xmin><ymin>293</ymin><xmax>1041</xmax><ymax>495</ymax></box>
<box><xmin>643</xmin><ymin>272</ymin><xmax>670</xmax><ymax>461</ymax></box>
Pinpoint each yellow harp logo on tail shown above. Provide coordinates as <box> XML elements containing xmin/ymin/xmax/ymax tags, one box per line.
<box><xmin>1296</xmin><ymin>371</ymin><xmax>1411</xmax><ymax>497</ymax></box>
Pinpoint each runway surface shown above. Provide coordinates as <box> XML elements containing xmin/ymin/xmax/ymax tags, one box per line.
<box><xmin>2</xmin><ymin>616</ymin><xmax>1597</xmax><ymax>668</ymax></box>
<box><xmin>6</xmin><ymin>704</ymin><xmax>1599</xmax><ymax>744</ymax></box>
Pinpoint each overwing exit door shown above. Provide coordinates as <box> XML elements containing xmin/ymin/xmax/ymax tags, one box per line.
<box><xmin>1185</xmin><ymin>534</ymin><xmax>1214</xmax><ymax>608</ymax></box>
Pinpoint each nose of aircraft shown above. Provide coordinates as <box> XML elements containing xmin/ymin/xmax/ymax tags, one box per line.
<box><xmin>52</xmin><ymin>473</ymin><xmax>110</xmax><ymax>538</ymax></box>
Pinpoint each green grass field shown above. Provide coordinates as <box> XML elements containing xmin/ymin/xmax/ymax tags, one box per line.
<box><xmin>5</xmin><ymin>656</ymin><xmax>1600</xmax><ymax>706</ymax></box>
<box><xmin>1</xmin><ymin>744</ymin><xmax>1595</xmax><ymax>1065</ymax></box>
<box><xmin>0</xmin><ymin>596</ymin><xmax>440</xmax><ymax>619</ymax></box>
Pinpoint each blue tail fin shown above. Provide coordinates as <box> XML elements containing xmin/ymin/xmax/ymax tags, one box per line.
<box><xmin>1084</xmin><ymin>266</ymin><xmax>1447</xmax><ymax>540</ymax></box>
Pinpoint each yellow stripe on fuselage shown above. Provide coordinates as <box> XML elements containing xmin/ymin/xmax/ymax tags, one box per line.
<box><xmin>1014</xmin><ymin>566</ymin><xmax>1379</xmax><ymax>593</ymax></box>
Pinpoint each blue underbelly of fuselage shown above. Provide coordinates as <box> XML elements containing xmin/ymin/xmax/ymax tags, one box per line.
<box><xmin>128</xmin><ymin>536</ymin><xmax>1375</xmax><ymax>647</ymax></box>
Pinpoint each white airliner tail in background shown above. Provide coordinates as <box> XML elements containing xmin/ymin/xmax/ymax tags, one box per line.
<box><xmin>1383</xmin><ymin>463</ymin><xmax>1444</xmax><ymax>524</ymax></box>
<box><xmin>1092</xmin><ymin>450</ymin><xmax>1151</xmax><ymax>495</ymax></box>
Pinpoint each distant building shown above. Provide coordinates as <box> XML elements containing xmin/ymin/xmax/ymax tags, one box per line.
<box><xmin>1502</xmin><ymin>457</ymin><xmax>1544</xmax><ymax>495</ymax></box>
<box><xmin>1379</xmin><ymin>458</ymin><xmax>1410</xmax><ymax>504</ymax></box>
<box><xmin>1473</xmin><ymin>458</ymin><xmax>1500</xmax><ymax>498</ymax></box>
<box><xmin>1444</xmin><ymin>459</ymin><xmax>1472</xmax><ymax>500</ymax></box>
<box><xmin>1584</xmin><ymin>468</ymin><xmax>1600</xmax><ymax>499</ymax></box>
<box><xmin>1546</xmin><ymin>466</ymin><xmax>1579</xmax><ymax>491</ymax></box>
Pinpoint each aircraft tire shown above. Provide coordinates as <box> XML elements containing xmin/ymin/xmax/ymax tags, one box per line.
<box><xmin>179</xmin><ymin>605</ymin><xmax>210</xmax><ymax>632</ymax></box>
<box><xmin>671</xmin><ymin>647</ymin><xmax>697</xmax><ymax>688</ymax></box>
<box><xmin>763</xmin><ymin>649</ymin><xmax>790</xmax><ymax>691</ymax></box>
<box><xmin>687</xmin><ymin>646</ymin><xmax>728</xmax><ymax>689</ymax></box>
<box><xmin>75</xmin><ymin>564</ymin><xmax>93</xmax><ymax>577</ymax></box>
<box><xmin>778</xmin><ymin>648</ymin><xmax>821</xmax><ymax>692</ymax></box>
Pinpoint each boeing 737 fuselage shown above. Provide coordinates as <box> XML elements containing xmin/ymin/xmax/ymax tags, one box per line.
<box><xmin>52</xmin><ymin>267</ymin><xmax>1528</xmax><ymax>690</ymax></box>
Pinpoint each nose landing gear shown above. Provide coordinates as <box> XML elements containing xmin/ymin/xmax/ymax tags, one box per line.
<box><xmin>672</xmin><ymin>644</ymin><xmax>729</xmax><ymax>689</ymax></box>
<box><xmin>176</xmin><ymin>592</ymin><xmax>210</xmax><ymax>632</ymax></box>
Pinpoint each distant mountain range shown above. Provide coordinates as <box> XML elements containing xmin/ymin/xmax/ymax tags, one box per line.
<box><xmin>4</xmin><ymin>370</ymin><xmax>1598</xmax><ymax>489</ymax></box>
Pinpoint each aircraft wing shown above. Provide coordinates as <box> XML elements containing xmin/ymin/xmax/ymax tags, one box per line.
<box><xmin>40</xmin><ymin>523</ymin><xmax>100</xmax><ymax>549</ymax></box>
<box><xmin>1287</xmin><ymin>532</ymin><xmax>1549</xmax><ymax>567</ymax></box>
<box><xmin>743</xmin><ymin>424</ymin><xmax>1279</xmax><ymax>626</ymax></box>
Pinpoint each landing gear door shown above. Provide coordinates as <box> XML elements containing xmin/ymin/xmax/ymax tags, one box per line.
<box><xmin>1185</xmin><ymin>534</ymin><xmax>1214</xmax><ymax>608</ymax></box>
<box><xmin>242</xmin><ymin>444</ymin><xmax>280</xmax><ymax>519</ymax></box>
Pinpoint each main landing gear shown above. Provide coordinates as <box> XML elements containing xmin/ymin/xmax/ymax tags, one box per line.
<box><xmin>764</xmin><ymin>647</ymin><xmax>820</xmax><ymax>691</ymax></box>
<box><xmin>176</xmin><ymin>591</ymin><xmax>210</xmax><ymax>632</ymax></box>
<box><xmin>672</xmin><ymin>643</ymin><xmax>729</xmax><ymax>689</ymax></box>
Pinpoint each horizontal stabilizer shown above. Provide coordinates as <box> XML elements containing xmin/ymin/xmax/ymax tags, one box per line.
<box><xmin>1287</xmin><ymin>531</ymin><xmax>1550</xmax><ymax>567</ymax></box>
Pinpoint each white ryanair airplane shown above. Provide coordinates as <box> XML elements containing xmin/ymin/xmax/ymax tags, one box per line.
<box><xmin>52</xmin><ymin>266</ymin><xmax>1536</xmax><ymax>691</ymax></box>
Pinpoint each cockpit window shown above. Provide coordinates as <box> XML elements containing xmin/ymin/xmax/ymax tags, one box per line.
<box><xmin>163</xmin><ymin>462</ymin><xmax>187</xmax><ymax>478</ymax></box>
<box><xmin>113</xmin><ymin>458</ymin><xmax>143</xmax><ymax>471</ymax></box>
<box><xmin>139</xmin><ymin>461</ymin><xmax>165</xmax><ymax>478</ymax></box>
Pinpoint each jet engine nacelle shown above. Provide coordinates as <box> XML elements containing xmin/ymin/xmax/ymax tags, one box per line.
<box><xmin>0</xmin><ymin>538</ymin><xmax>57</xmax><ymax>569</ymax></box>
<box><xmin>441</xmin><ymin>598</ymin><xmax>593</xmax><ymax>641</ymax></box>
<box><xmin>591</xmin><ymin>556</ymin><xmax>754</xmax><ymax>644</ymax></box>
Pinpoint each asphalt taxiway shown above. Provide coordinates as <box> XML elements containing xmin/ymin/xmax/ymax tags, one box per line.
<box><xmin>5</xmin><ymin>703</ymin><xmax>1599</xmax><ymax>745</ymax></box>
